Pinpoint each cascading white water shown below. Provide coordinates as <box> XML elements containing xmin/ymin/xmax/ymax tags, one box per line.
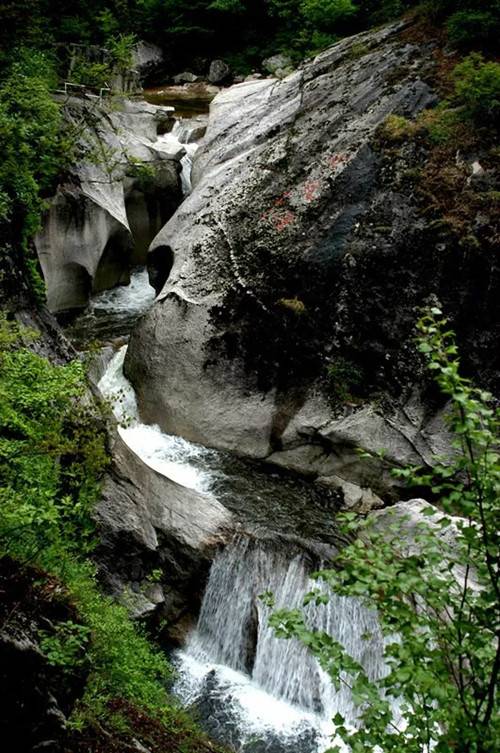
<box><xmin>97</xmin><ymin>321</ymin><xmax>397</xmax><ymax>753</ymax></box>
<box><xmin>90</xmin><ymin>267</ymin><xmax>156</xmax><ymax>317</ymax></box>
<box><xmin>174</xmin><ymin>537</ymin><xmax>396</xmax><ymax>752</ymax></box>
<box><xmin>155</xmin><ymin>119</ymin><xmax>201</xmax><ymax>195</ymax></box>
<box><xmin>98</xmin><ymin>345</ymin><xmax>218</xmax><ymax>492</ymax></box>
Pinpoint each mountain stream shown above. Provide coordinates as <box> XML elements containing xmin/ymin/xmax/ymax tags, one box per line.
<box><xmin>67</xmin><ymin>106</ymin><xmax>398</xmax><ymax>753</ymax></box>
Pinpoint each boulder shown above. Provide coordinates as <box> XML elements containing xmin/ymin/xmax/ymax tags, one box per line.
<box><xmin>208</xmin><ymin>59</ymin><xmax>231</xmax><ymax>84</ymax></box>
<box><xmin>132</xmin><ymin>41</ymin><xmax>163</xmax><ymax>80</ymax></box>
<box><xmin>316</xmin><ymin>475</ymin><xmax>383</xmax><ymax>512</ymax></box>
<box><xmin>95</xmin><ymin>434</ymin><xmax>234</xmax><ymax>625</ymax></box>
<box><xmin>125</xmin><ymin>21</ymin><xmax>498</xmax><ymax>494</ymax></box>
<box><xmin>369</xmin><ymin>499</ymin><xmax>478</xmax><ymax>590</ymax></box>
<box><xmin>173</xmin><ymin>71</ymin><xmax>199</xmax><ymax>84</ymax></box>
<box><xmin>262</xmin><ymin>54</ymin><xmax>293</xmax><ymax>74</ymax></box>
<box><xmin>144</xmin><ymin>82</ymin><xmax>220</xmax><ymax>113</ymax></box>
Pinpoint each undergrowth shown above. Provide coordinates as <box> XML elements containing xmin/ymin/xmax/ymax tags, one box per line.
<box><xmin>0</xmin><ymin>314</ymin><xmax>218</xmax><ymax>751</ymax></box>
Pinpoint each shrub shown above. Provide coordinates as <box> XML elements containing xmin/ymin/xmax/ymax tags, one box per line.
<box><xmin>378</xmin><ymin>114</ymin><xmax>419</xmax><ymax>142</ymax></box>
<box><xmin>0</xmin><ymin>317</ymin><xmax>108</xmax><ymax>562</ymax></box>
<box><xmin>0</xmin><ymin>320</ymin><xmax>219</xmax><ymax>749</ymax></box>
<box><xmin>278</xmin><ymin>296</ymin><xmax>307</xmax><ymax>315</ymax></box>
<box><xmin>269</xmin><ymin>307</ymin><xmax>500</xmax><ymax>752</ymax></box>
<box><xmin>325</xmin><ymin>356</ymin><xmax>363</xmax><ymax>404</ymax></box>
<box><xmin>447</xmin><ymin>6</ymin><xmax>500</xmax><ymax>50</ymax></box>
<box><xmin>453</xmin><ymin>53</ymin><xmax>500</xmax><ymax>126</ymax></box>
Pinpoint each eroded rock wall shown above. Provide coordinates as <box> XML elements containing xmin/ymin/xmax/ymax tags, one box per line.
<box><xmin>35</xmin><ymin>98</ymin><xmax>182</xmax><ymax>313</ymax></box>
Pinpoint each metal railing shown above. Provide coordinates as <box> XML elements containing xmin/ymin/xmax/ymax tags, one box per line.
<box><xmin>56</xmin><ymin>81</ymin><xmax>112</xmax><ymax>104</ymax></box>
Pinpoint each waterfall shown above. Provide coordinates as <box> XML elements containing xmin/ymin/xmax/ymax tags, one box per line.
<box><xmin>174</xmin><ymin>536</ymin><xmax>394</xmax><ymax>752</ymax></box>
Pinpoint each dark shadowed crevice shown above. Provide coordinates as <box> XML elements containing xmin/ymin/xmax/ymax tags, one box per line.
<box><xmin>61</xmin><ymin>262</ymin><xmax>92</xmax><ymax>311</ymax></box>
<box><xmin>92</xmin><ymin>230</ymin><xmax>133</xmax><ymax>294</ymax></box>
<box><xmin>148</xmin><ymin>245</ymin><xmax>174</xmax><ymax>294</ymax></box>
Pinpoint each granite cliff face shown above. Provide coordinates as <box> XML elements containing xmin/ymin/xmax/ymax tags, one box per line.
<box><xmin>123</xmin><ymin>21</ymin><xmax>498</xmax><ymax>501</ymax></box>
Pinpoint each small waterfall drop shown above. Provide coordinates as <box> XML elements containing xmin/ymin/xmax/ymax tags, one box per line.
<box><xmin>66</xmin><ymin>267</ymin><xmax>156</xmax><ymax>344</ymax></box>
<box><xmin>174</xmin><ymin>537</ymin><xmax>393</xmax><ymax>752</ymax></box>
<box><xmin>155</xmin><ymin>118</ymin><xmax>202</xmax><ymax>196</ymax></box>
<box><xmin>98</xmin><ymin>344</ymin><xmax>217</xmax><ymax>492</ymax></box>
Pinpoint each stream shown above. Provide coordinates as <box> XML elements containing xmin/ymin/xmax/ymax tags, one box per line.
<box><xmin>65</xmin><ymin>104</ymin><xmax>398</xmax><ymax>753</ymax></box>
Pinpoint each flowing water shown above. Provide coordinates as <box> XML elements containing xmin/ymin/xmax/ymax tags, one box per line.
<box><xmin>66</xmin><ymin>267</ymin><xmax>156</xmax><ymax>345</ymax></box>
<box><xmin>71</xmin><ymin>104</ymin><xmax>397</xmax><ymax>753</ymax></box>
<box><xmin>97</xmin><ymin>341</ymin><xmax>400</xmax><ymax>753</ymax></box>
<box><xmin>173</xmin><ymin>537</ymin><xmax>395</xmax><ymax>753</ymax></box>
<box><xmin>156</xmin><ymin>119</ymin><xmax>201</xmax><ymax>195</ymax></box>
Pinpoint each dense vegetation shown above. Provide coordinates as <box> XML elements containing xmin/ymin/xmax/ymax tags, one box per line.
<box><xmin>0</xmin><ymin>315</ymin><xmax>219</xmax><ymax>749</ymax></box>
<box><xmin>269</xmin><ymin>309</ymin><xmax>499</xmax><ymax>752</ymax></box>
<box><xmin>0</xmin><ymin>0</ymin><xmax>499</xmax><ymax>73</ymax></box>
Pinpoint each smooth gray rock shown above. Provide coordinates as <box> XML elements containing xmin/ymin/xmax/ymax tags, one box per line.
<box><xmin>275</xmin><ymin>66</ymin><xmax>295</xmax><ymax>79</ymax></box>
<box><xmin>97</xmin><ymin>433</ymin><xmax>233</xmax><ymax>556</ymax></box>
<box><xmin>370</xmin><ymin>499</ymin><xmax>477</xmax><ymax>590</ymax></box>
<box><xmin>262</xmin><ymin>54</ymin><xmax>293</xmax><ymax>74</ymax></box>
<box><xmin>125</xmin><ymin>21</ymin><xmax>496</xmax><ymax>495</ymax></box>
<box><xmin>173</xmin><ymin>71</ymin><xmax>199</xmax><ymax>84</ymax></box>
<box><xmin>35</xmin><ymin>97</ymin><xmax>182</xmax><ymax>313</ymax></box>
<box><xmin>95</xmin><ymin>434</ymin><xmax>234</xmax><ymax>623</ymax></box>
<box><xmin>125</xmin><ymin>23</ymin><xmax>438</xmax><ymax>476</ymax></box>
<box><xmin>133</xmin><ymin>41</ymin><xmax>163</xmax><ymax>79</ymax></box>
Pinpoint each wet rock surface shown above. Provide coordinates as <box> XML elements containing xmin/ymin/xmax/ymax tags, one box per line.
<box><xmin>95</xmin><ymin>433</ymin><xmax>233</xmax><ymax>627</ymax></box>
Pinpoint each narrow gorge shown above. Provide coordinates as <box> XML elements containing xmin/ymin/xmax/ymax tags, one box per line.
<box><xmin>1</xmin><ymin>5</ymin><xmax>498</xmax><ymax>753</ymax></box>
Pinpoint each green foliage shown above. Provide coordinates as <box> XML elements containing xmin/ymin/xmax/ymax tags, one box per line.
<box><xmin>378</xmin><ymin>113</ymin><xmax>419</xmax><ymax>142</ymax></box>
<box><xmin>325</xmin><ymin>357</ymin><xmax>363</xmax><ymax>404</ymax></box>
<box><xmin>270</xmin><ymin>307</ymin><xmax>499</xmax><ymax>752</ymax></box>
<box><xmin>0</xmin><ymin>317</ymin><xmax>187</xmax><ymax>737</ymax></box>
<box><xmin>0</xmin><ymin>318</ymin><xmax>108</xmax><ymax>563</ymax></box>
<box><xmin>0</xmin><ymin>48</ymin><xmax>76</xmax><ymax>304</ymax></box>
<box><xmin>71</xmin><ymin>59</ymin><xmax>112</xmax><ymax>89</ymax></box>
<box><xmin>453</xmin><ymin>53</ymin><xmax>500</xmax><ymax>127</ymax></box>
<box><xmin>59</xmin><ymin>559</ymin><xmax>173</xmax><ymax>723</ymax></box>
<box><xmin>70</xmin><ymin>33</ymin><xmax>137</xmax><ymax>89</ymax></box>
<box><xmin>209</xmin><ymin>0</ymin><xmax>245</xmax><ymax>12</ymax></box>
<box><xmin>40</xmin><ymin>620</ymin><xmax>91</xmax><ymax>672</ymax></box>
<box><xmin>0</xmin><ymin>49</ymin><xmax>71</xmax><ymax>251</ymax></box>
<box><xmin>126</xmin><ymin>156</ymin><xmax>157</xmax><ymax>189</ymax></box>
<box><xmin>278</xmin><ymin>297</ymin><xmax>307</xmax><ymax>315</ymax></box>
<box><xmin>446</xmin><ymin>2</ymin><xmax>500</xmax><ymax>51</ymax></box>
<box><xmin>108</xmin><ymin>33</ymin><xmax>137</xmax><ymax>71</ymax></box>
<box><xmin>300</xmin><ymin>0</ymin><xmax>356</xmax><ymax>30</ymax></box>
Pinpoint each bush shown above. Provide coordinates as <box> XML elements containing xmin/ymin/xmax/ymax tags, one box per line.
<box><xmin>300</xmin><ymin>0</ymin><xmax>357</xmax><ymax>30</ymax></box>
<box><xmin>325</xmin><ymin>356</ymin><xmax>363</xmax><ymax>404</ymax></box>
<box><xmin>0</xmin><ymin>317</ymin><xmax>108</xmax><ymax>562</ymax></box>
<box><xmin>269</xmin><ymin>307</ymin><xmax>500</xmax><ymax>752</ymax></box>
<box><xmin>453</xmin><ymin>53</ymin><xmax>500</xmax><ymax>126</ymax></box>
<box><xmin>0</xmin><ymin>316</ymin><xmax>217</xmax><ymax>748</ymax></box>
<box><xmin>447</xmin><ymin>5</ymin><xmax>500</xmax><ymax>50</ymax></box>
